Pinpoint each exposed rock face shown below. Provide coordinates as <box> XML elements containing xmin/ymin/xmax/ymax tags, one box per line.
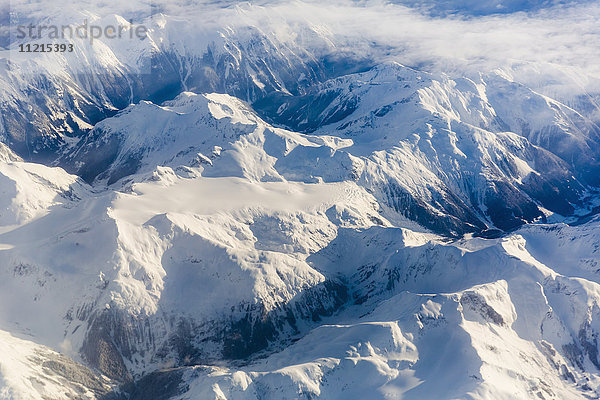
<box><xmin>2</xmin><ymin>1</ymin><xmax>600</xmax><ymax>399</ymax></box>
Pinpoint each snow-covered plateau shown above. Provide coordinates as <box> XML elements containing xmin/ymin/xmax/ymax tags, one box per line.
<box><xmin>1</xmin><ymin>0</ymin><xmax>600</xmax><ymax>399</ymax></box>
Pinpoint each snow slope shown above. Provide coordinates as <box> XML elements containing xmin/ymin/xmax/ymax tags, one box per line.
<box><xmin>62</xmin><ymin>75</ymin><xmax>595</xmax><ymax>238</ymax></box>
<box><xmin>0</xmin><ymin>329</ymin><xmax>115</xmax><ymax>400</ymax></box>
<box><xmin>0</xmin><ymin>5</ymin><xmax>334</xmax><ymax>159</ymax></box>
<box><xmin>257</xmin><ymin>62</ymin><xmax>599</xmax><ymax>233</ymax></box>
<box><xmin>1</xmin><ymin>96</ymin><xmax>600</xmax><ymax>398</ymax></box>
<box><xmin>140</xmin><ymin>219</ymin><xmax>600</xmax><ymax>400</ymax></box>
<box><xmin>0</xmin><ymin>143</ymin><xmax>386</xmax><ymax>382</ymax></box>
<box><xmin>1</xmin><ymin>1</ymin><xmax>600</xmax><ymax>399</ymax></box>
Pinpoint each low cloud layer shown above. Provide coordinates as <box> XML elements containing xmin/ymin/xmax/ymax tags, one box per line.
<box><xmin>4</xmin><ymin>0</ymin><xmax>600</xmax><ymax>98</ymax></box>
<box><xmin>244</xmin><ymin>0</ymin><xmax>600</xmax><ymax>96</ymax></box>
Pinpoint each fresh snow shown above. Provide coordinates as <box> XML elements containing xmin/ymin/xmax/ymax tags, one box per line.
<box><xmin>1</xmin><ymin>1</ymin><xmax>600</xmax><ymax>399</ymax></box>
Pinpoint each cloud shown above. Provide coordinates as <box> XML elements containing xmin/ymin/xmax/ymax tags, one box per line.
<box><xmin>233</xmin><ymin>0</ymin><xmax>600</xmax><ymax>99</ymax></box>
<box><xmin>4</xmin><ymin>0</ymin><xmax>600</xmax><ymax>99</ymax></box>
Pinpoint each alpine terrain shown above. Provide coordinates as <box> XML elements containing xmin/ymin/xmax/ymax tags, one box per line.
<box><xmin>1</xmin><ymin>0</ymin><xmax>600</xmax><ymax>399</ymax></box>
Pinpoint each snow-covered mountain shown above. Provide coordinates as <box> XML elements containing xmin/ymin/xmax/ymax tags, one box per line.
<box><xmin>256</xmin><ymin>62</ymin><xmax>600</xmax><ymax>234</ymax></box>
<box><xmin>3</xmin><ymin>143</ymin><xmax>600</xmax><ymax>398</ymax></box>
<box><xmin>0</xmin><ymin>5</ymin><xmax>343</xmax><ymax>161</ymax></box>
<box><xmin>1</xmin><ymin>1</ymin><xmax>600</xmax><ymax>399</ymax></box>
<box><xmin>59</xmin><ymin>63</ymin><xmax>599</xmax><ymax>235</ymax></box>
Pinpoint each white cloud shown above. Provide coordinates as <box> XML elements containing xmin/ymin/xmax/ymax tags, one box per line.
<box><xmin>247</xmin><ymin>0</ymin><xmax>600</xmax><ymax>96</ymax></box>
<box><xmin>5</xmin><ymin>0</ymin><xmax>600</xmax><ymax>98</ymax></box>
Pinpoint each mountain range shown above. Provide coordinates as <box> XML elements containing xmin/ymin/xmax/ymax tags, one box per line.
<box><xmin>1</xmin><ymin>1</ymin><xmax>600</xmax><ymax>399</ymax></box>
